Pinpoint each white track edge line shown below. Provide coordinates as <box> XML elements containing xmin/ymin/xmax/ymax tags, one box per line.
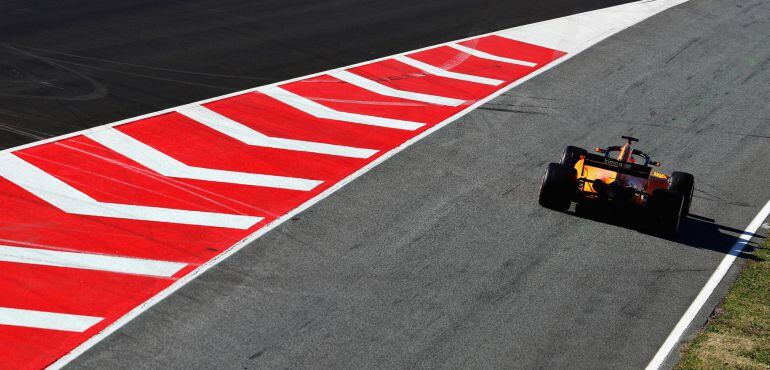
<box><xmin>47</xmin><ymin>1</ymin><xmax>689</xmax><ymax>367</ymax></box>
<box><xmin>645</xmin><ymin>200</ymin><xmax>770</xmax><ymax>370</ymax></box>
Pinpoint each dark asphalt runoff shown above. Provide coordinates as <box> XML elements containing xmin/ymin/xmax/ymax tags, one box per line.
<box><xmin>0</xmin><ymin>0</ymin><xmax>635</xmax><ymax>150</ymax></box>
<box><xmin>8</xmin><ymin>0</ymin><xmax>770</xmax><ymax>368</ymax></box>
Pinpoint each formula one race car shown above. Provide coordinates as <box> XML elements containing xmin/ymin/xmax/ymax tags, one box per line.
<box><xmin>538</xmin><ymin>136</ymin><xmax>694</xmax><ymax>238</ymax></box>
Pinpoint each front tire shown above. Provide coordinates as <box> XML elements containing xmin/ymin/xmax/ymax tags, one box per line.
<box><xmin>670</xmin><ymin>171</ymin><xmax>694</xmax><ymax>217</ymax></box>
<box><xmin>649</xmin><ymin>189</ymin><xmax>684</xmax><ymax>238</ymax></box>
<box><xmin>539</xmin><ymin>163</ymin><xmax>577</xmax><ymax>212</ymax></box>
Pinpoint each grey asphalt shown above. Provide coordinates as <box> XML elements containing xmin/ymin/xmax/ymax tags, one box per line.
<box><xmin>69</xmin><ymin>0</ymin><xmax>770</xmax><ymax>368</ymax></box>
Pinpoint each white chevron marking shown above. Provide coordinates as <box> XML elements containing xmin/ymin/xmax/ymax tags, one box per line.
<box><xmin>177</xmin><ymin>105</ymin><xmax>378</xmax><ymax>159</ymax></box>
<box><xmin>0</xmin><ymin>307</ymin><xmax>102</xmax><ymax>332</ymax></box>
<box><xmin>0</xmin><ymin>153</ymin><xmax>262</xmax><ymax>229</ymax></box>
<box><xmin>327</xmin><ymin>70</ymin><xmax>465</xmax><ymax>107</ymax></box>
<box><xmin>447</xmin><ymin>43</ymin><xmax>537</xmax><ymax>67</ymax></box>
<box><xmin>87</xmin><ymin>128</ymin><xmax>322</xmax><ymax>191</ymax></box>
<box><xmin>257</xmin><ymin>86</ymin><xmax>425</xmax><ymax>131</ymax></box>
<box><xmin>0</xmin><ymin>244</ymin><xmax>187</xmax><ymax>277</ymax></box>
<box><xmin>392</xmin><ymin>55</ymin><xmax>505</xmax><ymax>86</ymax></box>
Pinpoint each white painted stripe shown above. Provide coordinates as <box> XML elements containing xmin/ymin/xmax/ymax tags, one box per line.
<box><xmin>257</xmin><ymin>85</ymin><xmax>424</xmax><ymax>131</ymax></box>
<box><xmin>393</xmin><ymin>55</ymin><xmax>505</xmax><ymax>86</ymax></box>
<box><xmin>0</xmin><ymin>307</ymin><xmax>102</xmax><ymax>332</ymax></box>
<box><xmin>448</xmin><ymin>43</ymin><xmax>537</xmax><ymax>67</ymax></box>
<box><xmin>0</xmin><ymin>153</ymin><xmax>262</xmax><ymax>229</ymax></box>
<box><xmin>327</xmin><ymin>70</ymin><xmax>466</xmax><ymax>107</ymax></box>
<box><xmin>86</xmin><ymin>128</ymin><xmax>322</xmax><ymax>191</ymax></box>
<box><xmin>177</xmin><ymin>105</ymin><xmax>378</xmax><ymax>159</ymax></box>
<box><xmin>0</xmin><ymin>244</ymin><xmax>186</xmax><ymax>277</ymax></box>
<box><xmin>47</xmin><ymin>1</ymin><xmax>693</xmax><ymax>367</ymax></box>
<box><xmin>646</xmin><ymin>200</ymin><xmax>770</xmax><ymax>370</ymax></box>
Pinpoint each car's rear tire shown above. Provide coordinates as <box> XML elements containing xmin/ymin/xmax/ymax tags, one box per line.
<box><xmin>539</xmin><ymin>163</ymin><xmax>577</xmax><ymax>211</ymax></box>
<box><xmin>560</xmin><ymin>146</ymin><xmax>587</xmax><ymax>167</ymax></box>
<box><xmin>649</xmin><ymin>189</ymin><xmax>684</xmax><ymax>238</ymax></box>
<box><xmin>669</xmin><ymin>171</ymin><xmax>694</xmax><ymax>217</ymax></box>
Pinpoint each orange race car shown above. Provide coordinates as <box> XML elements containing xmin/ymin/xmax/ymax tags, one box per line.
<box><xmin>538</xmin><ymin>136</ymin><xmax>694</xmax><ymax>238</ymax></box>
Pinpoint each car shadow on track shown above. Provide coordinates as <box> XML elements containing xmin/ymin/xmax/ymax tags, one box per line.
<box><xmin>677</xmin><ymin>214</ymin><xmax>765</xmax><ymax>260</ymax></box>
<box><xmin>569</xmin><ymin>208</ymin><xmax>765</xmax><ymax>259</ymax></box>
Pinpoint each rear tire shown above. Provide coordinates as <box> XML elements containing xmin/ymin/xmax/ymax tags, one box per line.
<box><xmin>670</xmin><ymin>171</ymin><xmax>694</xmax><ymax>217</ymax></box>
<box><xmin>539</xmin><ymin>163</ymin><xmax>577</xmax><ymax>212</ymax></box>
<box><xmin>649</xmin><ymin>189</ymin><xmax>684</xmax><ymax>238</ymax></box>
<box><xmin>560</xmin><ymin>146</ymin><xmax>587</xmax><ymax>167</ymax></box>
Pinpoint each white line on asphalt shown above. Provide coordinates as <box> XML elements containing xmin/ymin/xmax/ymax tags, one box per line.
<box><xmin>447</xmin><ymin>43</ymin><xmax>537</xmax><ymax>67</ymax></box>
<box><xmin>392</xmin><ymin>55</ymin><xmax>505</xmax><ymax>86</ymax></box>
<box><xmin>0</xmin><ymin>153</ymin><xmax>262</xmax><ymax>229</ymax></box>
<box><xmin>178</xmin><ymin>105</ymin><xmax>378</xmax><ymax>159</ymax></box>
<box><xmin>646</xmin><ymin>199</ymin><xmax>770</xmax><ymax>369</ymax></box>
<box><xmin>0</xmin><ymin>307</ymin><xmax>102</xmax><ymax>332</ymax></box>
<box><xmin>257</xmin><ymin>85</ymin><xmax>424</xmax><ymax>130</ymax></box>
<box><xmin>86</xmin><ymin>128</ymin><xmax>322</xmax><ymax>191</ymax></box>
<box><xmin>0</xmin><ymin>244</ymin><xmax>187</xmax><ymax>277</ymax></box>
<box><xmin>327</xmin><ymin>70</ymin><xmax>465</xmax><ymax>107</ymax></box>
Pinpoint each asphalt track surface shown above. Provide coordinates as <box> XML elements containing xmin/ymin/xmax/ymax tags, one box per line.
<box><xmin>2</xmin><ymin>0</ymin><xmax>768</xmax><ymax>369</ymax></box>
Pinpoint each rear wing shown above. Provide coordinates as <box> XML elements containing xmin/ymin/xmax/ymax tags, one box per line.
<box><xmin>581</xmin><ymin>152</ymin><xmax>652</xmax><ymax>178</ymax></box>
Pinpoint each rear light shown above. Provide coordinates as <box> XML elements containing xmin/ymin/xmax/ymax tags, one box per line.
<box><xmin>594</xmin><ymin>147</ymin><xmax>606</xmax><ymax>153</ymax></box>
